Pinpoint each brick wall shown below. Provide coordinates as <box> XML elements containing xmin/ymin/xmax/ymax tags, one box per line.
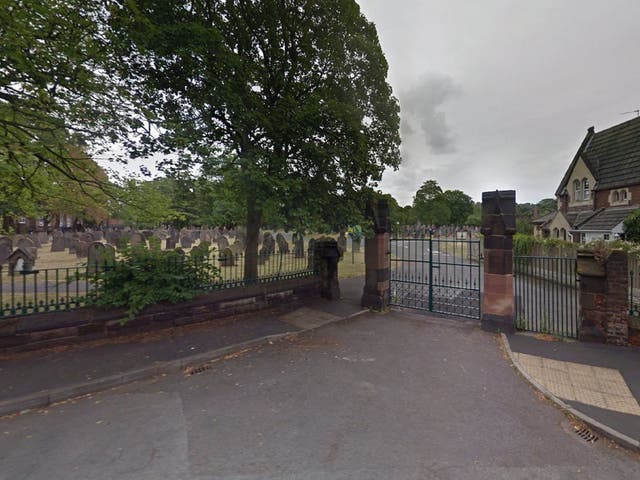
<box><xmin>0</xmin><ymin>277</ymin><xmax>321</xmax><ymax>353</ymax></box>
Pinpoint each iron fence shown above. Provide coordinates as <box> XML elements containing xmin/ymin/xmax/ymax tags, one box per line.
<box><xmin>514</xmin><ymin>256</ymin><xmax>579</xmax><ymax>338</ymax></box>
<box><xmin>0</xmin><ymin>251</ymin><xmax>315</xmax><ymax>318</ymax></box>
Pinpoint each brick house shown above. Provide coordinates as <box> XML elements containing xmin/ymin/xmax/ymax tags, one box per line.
<box><xmin>533</xmin><ymin>116</ymin><xmax>640</xmax><ymax>242</ymax></box>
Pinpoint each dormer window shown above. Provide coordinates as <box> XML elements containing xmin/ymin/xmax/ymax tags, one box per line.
<box><xmin>613</xmin><ymin>191</ymin><xmax>620</xmax><ymax>202</ymax></box>
<box><xmin>582</xmin><ymin>178</ymin><xmax>590</xmax><ymax>199</ymax></box>
<box><xmin>622</xmin><ymin>190</ymin><xmax>628</xmax><ymax>200</ymax></box>
<box><xmin>573</xmin><ymin>179</ymin><xmax>581</xmax><ymax>201</ymax></box>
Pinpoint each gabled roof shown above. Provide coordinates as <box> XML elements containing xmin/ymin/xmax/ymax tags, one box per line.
<box><xmin>566</xmin><ymin>209</ymin><xmax>601</xmax><ymax>229</ymax></box>
<box><xmin>531</xmin><ymin>211</ymin><xmax>556</xmax><ymax>226</ymax></box>
<box><xmin>574</xmin><ymin>206</ymin><xmax>639</xmax><ymax>232</ymax></box>
<box><xmin>556</xmin><ymin>116</ymin><xmax>640</xmax><ymax>195</ymax></box>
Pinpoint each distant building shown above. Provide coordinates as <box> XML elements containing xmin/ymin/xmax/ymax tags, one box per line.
<box><xmin>533</xmin><ymin>116</ymin><xmax>640</xmax><ymax>242</ymax></box>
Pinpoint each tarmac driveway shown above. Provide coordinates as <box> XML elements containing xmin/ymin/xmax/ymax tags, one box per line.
<box><xmin>1</xmin><ymin>310</ymin><xmax>639</xmax><ymax>479</ymax></box>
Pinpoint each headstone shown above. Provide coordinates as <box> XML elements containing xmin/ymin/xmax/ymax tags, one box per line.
<box><xmin>51</xmin><ymin>235</ymin><xmax>65</xmax><ymax>252</ymax></box>
<box><xmin>276</xmin><ymin>233</ymin><xmax>290</xmax><ymax>254</ymax></box>
<box><xmin>106</xmin><ymin>230</ymin><xmax>120</xmax><ymax>245</ymax></box>
<box><xmin>17</xmin><ymin>237</ymin><xmax>37</xmax><ymax>258</ymax></box>
<box><xmin>229</xmin><ymin>241</ymin><xmax>243</xmax><ymax>255</ymax></box>
<box><xmin>217</xmin><ymin>235</ymin><xmax>229</xmax><ymax>251</ymax></box>
<box><xmin>87</xmin><ymin>242</ymin><xmax>115</xmax><ymax>273</ymax></box>
<box><xmin>292</xmin><ymin>232</ymin><xmax>305</xmax><ymax>258</ymax></box>
<box><xmin>200</xmin><ymin>230</ymin><xmax>212</xmax><ymax>243</ymax></box>
<box><xmin>141</xmin><ymin>230</ymin><xmax>154</xmax><ymax>240</ymax></box>
<box><xmin>38</xmin><ymin>232</ymin><xmax>49</xmax><ymax>244</ymax></box>
<box><xmin>154</xmin><ymin>229</ymin><xmax>169</xmax><ymax>240</ymax></box>
<box><xmin>92</xmin><ymin>230</ymin><xmax>104</xmax><ymax>242</ymax></box>
<box><xmin>192</xmin><ymin>230</ymin><xmax>201</xmax><ymax>241</ymax></box>
<box><xmin>0</xmin><ymin>237</ymin><xmax>12</xmax><ymax>264</ymax></box>
<box><xmin>337</xmin><ymin>230</ymin><xmax>347</xmax><ymax>254</ymax></box>
<box><xmin>64</xmin><ymin>232</ymin><xmax>74</xmax><ymax>249</ymax></box>
<box><xmin>166</xmin><ymin>237</ymin><xmax>177</xmax><ymax>250</ymax></box>
<box><xmin>29</xmin><ymin>234</ymin><xmax>42</xmax><ymax>248</ymax></box>
<box><xmin>218</xmin><ymin>247</ymin><xmax>235</xmax><ymax>267</ymax></box>
<box><xmin>180</xmin><ymin>235</ymin><xmax>193</xmax><ymax>249</ymax></box>
<box><xmin>260</xmin><ymin>232</ymin><xmax>275</xmax><ymax>256</ymax></box>
<box><xmin>130</xmin><ymin>232</ymin><xmax>145</xmax><ymax>247</ymax></box>
<box><xmin>75</xmin><ymin>240</ymin><xmax>89</xmax><ymax>258</ymax></box>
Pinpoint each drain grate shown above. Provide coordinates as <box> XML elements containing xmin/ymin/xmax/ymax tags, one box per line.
<box><xmin>185</xmin><ymin>363</ymin><xmax>214</xmax><ymax>376</ymax></box>
<box><xmin>575</xmin><ymin>426</ymin><xmax>599</xmax><ymax>443</ymax></box>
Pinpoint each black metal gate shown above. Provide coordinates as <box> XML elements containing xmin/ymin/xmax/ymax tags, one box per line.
<box><xmin>389</xmin><ymin>232</ymin><xmax>481</xmax><ymax>319</ymax></box>
<box><xmin>514</xmin><ymin>256</ymin><xmax>579</xmax><ymax>338</ymax></box>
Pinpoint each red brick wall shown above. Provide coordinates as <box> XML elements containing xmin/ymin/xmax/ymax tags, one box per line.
<box><xmin>594</xmin><ymin>184</ymin><xmax>640</xmax><ymax>209</ymax></box>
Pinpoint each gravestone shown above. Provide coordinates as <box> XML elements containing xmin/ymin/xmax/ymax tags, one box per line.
<box><xmin>260</xmin><ymin>232</ymin><xmax>275</xmax><ymax>256</ymax></box>
<box><xmin>141</xmin><ymin>230</ymin><xmax>154</xmax><ymax>240</ymax></box>
<box><xmin>38</xmin><ymin>232</ymin><xmax>49</xmax><ymax>244</ymax></box>
<box><xmin>17</xmin><ymin>237</ymin><xmax>37</xmax><ymax>258</ymax></box>
<box><xmin>74</xmin><ymin>240</ymin><xmax>89</xmax><ymax>259</ymax></box>
<box><xmin>130</xmin><ymin>232</ymin><xmax>145</xmax><ymax>247</ymax></box>
<box><xmin>337</xmin><ymin>230</ymin><xmax>347</xmax><ymax>255</ymax></box>
<box><xmin>292</xmin><ymin>232</ymin><xmax>305</xmax><ymax>258</ymax></box>
<box><xmin>106</xmin><ymin>230</ymin><xmax>120</xmax><ymax>245</ymax></box>
<box><xmin>51</xmin><ymin>235</ymin><xmax>65</xmax><ymax>252</ymax></box>
<box><xmin>29</xmin><ymin>233</ymin><xmax>42</xmax><ymax>248</ymax></box>
<box><xmin>229</xmin><ymin>241</ymin><xmax>243</xmax><ymax>255</ymax></box>
<box><xmin>276</xmin><ymin>233</ymin><xmax>290</xmax><ymax>254</ymax></box>
<box><xmin>180</xmin><ymin>235</ymin><xmax>193</xmax><ymax>249</ymax></box>
<box><xmin>192</xmin><ymin>230</ymin><xmax>201</xmax><ymax>241</ymax></box>
<box><xmin>166</xmin><ymin>237</ymin><xmax>177</xmax><ymax>250</ymax></box>
<box><xmin>87</xmin><ymin>242</ymin><xmax>116</xmax><ymax>273</ymax></box>
<box><xmin>63</xmin><ymin>232</ymin><xmax>74</xmax><ymax>249</ymax></box>
<box><xmin>154</xmin><ymin>229</ymin><xmax>169</xmax><ymax>240</ymax></box>
<box><xmin>218</xmin><ymin>247</ymin><xmax>235</xmax><ymax>267</ymax></box>
<box><xmin>217</xmin><ymin>235</ymin><xmax>229</xmax><ymax>251</ymax></box>
<box><xmin>0</xmin><ymin>237</ymin><xmax>12</xmax><ymax>264</ymax></box>
<box><xmin>92</xmin><ymin>230</ymin><xmax>104</xmax><ymax>242</ymax></box>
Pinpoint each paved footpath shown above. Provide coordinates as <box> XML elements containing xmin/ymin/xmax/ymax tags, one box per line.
<box><xmin>505</xmin><ymin>333</ymin><xmax>640</xmax><ymax>449</ymax></box>
<box><xmin>0</xmin><ymin>278</ymin><xmax>367</xmax><ymax>415</ymax></box>
<box><xmin>1</xmin><ymin>310</ymin><xmax>639</xmax><ymax>479</ymax></box>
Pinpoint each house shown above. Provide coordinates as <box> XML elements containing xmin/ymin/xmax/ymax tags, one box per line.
<box><xmin>534</xmin><ymin>116</ymin><xmax>640</xmax><ymax>243</ymax></box>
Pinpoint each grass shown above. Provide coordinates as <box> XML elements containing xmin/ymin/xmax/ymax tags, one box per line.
<box><xmin>338</xmin><ymin>250</ymin><xmax>365</xmax><ymax>279</ymax></box>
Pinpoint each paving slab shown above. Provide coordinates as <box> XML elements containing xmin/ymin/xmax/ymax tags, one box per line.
<box><xmin>506</xmin><ymin>332</ymin><xmax>640</xmax><ymax>444</ymax></box>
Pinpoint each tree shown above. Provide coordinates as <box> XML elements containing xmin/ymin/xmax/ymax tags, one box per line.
<box><xmin>441</xmin><ymin>189</ymin><xmax>473</xmax><ymax>225</ymax></box>
<box><xmin>1</xmin><ymin>0</ymin><xmax>139</xmax><ymax>207</ymax></box>
<box><xmin>623</xmin><ymin>208</ymin><xmax>640</xmax><ymax>243</ymax></box>
<box><xmin>114</xmin><ymin>0</ymin><xmax>401</xmax><ymax>279</ymax></box>
<box><xmin>412</xmin><ymin>180</ymin><xmax>451</xmax><ymax>226</ymax></box>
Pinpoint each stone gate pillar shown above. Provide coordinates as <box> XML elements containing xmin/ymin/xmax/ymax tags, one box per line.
<box><xmin>361</xmin><ymin>199</ymin><xmax>390</xmax><ymax>309</ymax></box>
<box><xmin>577</xmin><ymin>249</ymin><xmax>629</xmax><ymax>345</ymax></box>
<box><xmin>481</xmin><ymin>190</ymin><xmax>516</xmax><ymax>332</ymax></box>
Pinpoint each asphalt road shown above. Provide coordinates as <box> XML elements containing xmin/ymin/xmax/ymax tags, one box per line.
<box><xmin>1</xmin><ymin>311</ymin><xmax>638</xmax><ymax>479</ymax></box>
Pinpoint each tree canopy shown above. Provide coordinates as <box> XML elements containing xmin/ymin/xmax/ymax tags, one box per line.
<box><xmin>113</xmin><ymin>0</ymin><xmax>401</xmax><ymax>278</ymax></box>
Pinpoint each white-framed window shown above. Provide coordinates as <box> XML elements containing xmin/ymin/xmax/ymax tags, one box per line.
<box><xmin>622</xmin><ymin>190</ymin><xmax>628</xmax><ymax>200</ymax></box>
<box><xmin>573</xmin><ymin>179</ymin><xmax>582</xmax><ymax>201</ymax></box>
<box><xmin>582</xmin><ymin>178</ymin><xmax>590</xmax><ymax>199</ymax></box>
<box><xmin>613</xmin><ymin>191</ymin><xmax>620</xmax><ymax>202</ymax></box>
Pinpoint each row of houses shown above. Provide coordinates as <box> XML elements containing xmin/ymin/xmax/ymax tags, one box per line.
<box><xmin>532</xmin><ymin>116</ymin><xmax>640</xmax><ymax>243</ymax></box>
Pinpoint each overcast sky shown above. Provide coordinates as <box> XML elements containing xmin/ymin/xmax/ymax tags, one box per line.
<box><xmin>358</xmin><ymin>0</ymin><xmax>640</xmax><ymax>205</ymax></box>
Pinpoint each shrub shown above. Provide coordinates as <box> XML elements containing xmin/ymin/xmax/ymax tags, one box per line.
<box><xmin>88</xmin><ymin>243</ymin><xmax>220</xmax><ymax>322</ymax></box>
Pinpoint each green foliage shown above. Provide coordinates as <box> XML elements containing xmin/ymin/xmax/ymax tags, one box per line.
<box><xmin>348</xmin><ymin>225</ymin><xmax>363</xmax><ymax>242</ymax></box>
<box><xmin>514</xmin><ymin>234</ymin><xmax>575</xmax><ymax>256</ymax></box>
<box><xmin>113</xmin><ymin>0</ymin><xmax>401</xmax><ymax>278</ymax></box>
<box><xmin>623</xmin><ymin>208</ymin><xmax>640</xmax><ymax>243</ymax></box>
<box><xmin>89</xmin><ymin>244</ymin><xmax>220</xmax><ymax>322</ymax></box>
<box><xmin>441</xmin><ymin>190</ymin><xmax>474</xmax><ymax>225</ymax></box>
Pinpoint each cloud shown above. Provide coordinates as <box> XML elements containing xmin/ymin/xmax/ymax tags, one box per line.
<box><xmin>400</xmin><ymin>73</ymin><xmax>462</xmax><ymax>154</ymax></box>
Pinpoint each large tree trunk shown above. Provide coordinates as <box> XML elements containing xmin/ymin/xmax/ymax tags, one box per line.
<box><xmin>244</xmin><ymin>197</ymin><xmax>262</xmax><ymax>282</ymax></box>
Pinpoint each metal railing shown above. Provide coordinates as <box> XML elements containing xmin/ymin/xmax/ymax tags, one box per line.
<box><xmin>514</xmin><ymin>256</ymin><xmax>579</xmax><ymax>338</ymax></box>
<box><xmin>0</xmin><ymin>250</ymin><xmax>315</xmax><ymax>319</ymax></box>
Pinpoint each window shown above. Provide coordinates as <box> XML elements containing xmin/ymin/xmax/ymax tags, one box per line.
<box><xmin>622</xmin><ymin>190</ymin><xmax>628</xmax><ymax>200</ymax></box>
<box><xmin>613</xmin><ymin>191</ymin><xmax>620</xmax><ymax>202</ymax></box>
<box><xmin>582</xmin><ymin>178</ymin><xmax>590</xmax><ymax>199</ymax></box>
<box><xmin>560</xmin><ymin>228</ymin><xmax>566</xmax><ymax>241</ymax></box>
<box><xmin>604</xmin><ymin>234</ymin><xmax>610</xmax><ymax>241</ymax></box>
<box><xmin>573</xmin><ymin>179</ymin><xmax>581</xmax><ymax>201</ymax></box>
<box><xmin>553</xmin><ymin>228</ymin><xmax>559</xmax><ymax>238</ymax></box>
